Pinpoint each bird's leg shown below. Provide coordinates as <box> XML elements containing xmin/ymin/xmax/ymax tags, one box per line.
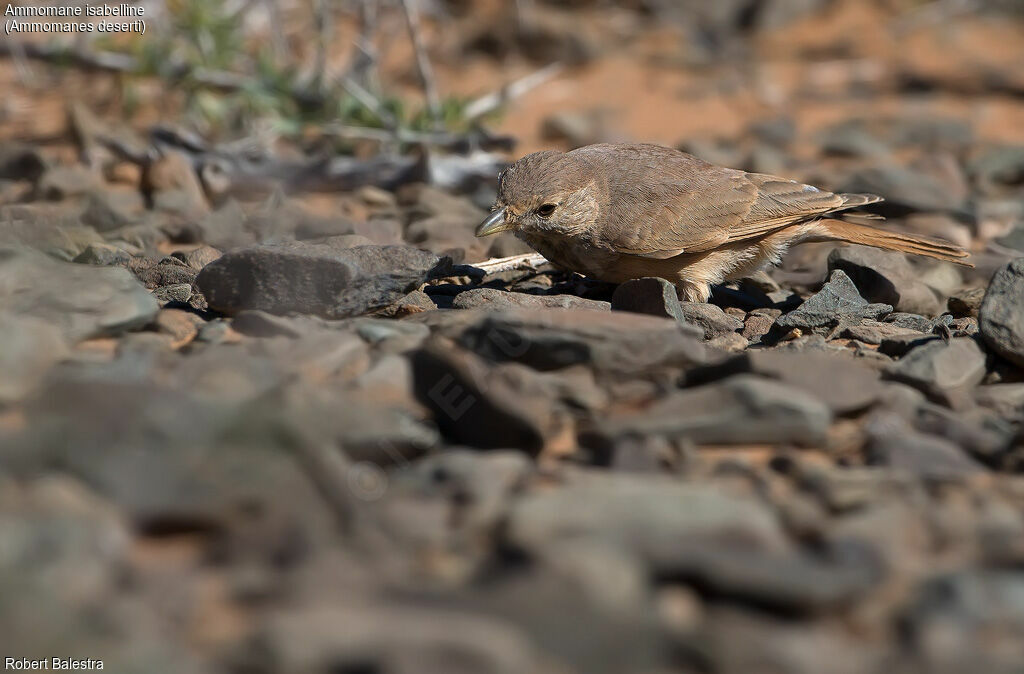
<box><xmin>675</xmin><ymin>280</ymin><xmax>712</xmax><ymax>303</ymax></box>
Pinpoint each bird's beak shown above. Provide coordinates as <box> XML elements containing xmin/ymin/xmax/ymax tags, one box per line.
<box><xmin>475</xmin><ymin>207</ymin><xmax>510</xmax><ymax>237</ymax></box>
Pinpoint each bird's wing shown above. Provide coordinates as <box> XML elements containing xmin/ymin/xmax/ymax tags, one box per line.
<box><xmin>603</xmin><ymin>158</ymin><xmax>845</xmax><ymax>258</ymax></box>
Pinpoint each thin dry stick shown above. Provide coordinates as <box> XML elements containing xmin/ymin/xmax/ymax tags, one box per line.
<box><xmin>311</xmin><ymin>0</ymin><xmax>332</xmax><ymax>88</ymax></box>
<box><xmin>399</xmin><ymin>0</ymin><xmax>442</xmax><ymax>128</ymax></box>
<box><xmin>463</xmin><ymin>62</ymin><xmax>564</xmax><ymax>121</ymax></box>
<box><xmin>265</xmin><ymin>0</ymin><xmax>288</xmax><ymax>61</ymax></box>
<box><xmin>348</xmin><ymin>0</ymin><xmax>380</xmax><ymax>90</ymax></box>
<box><xmin>339</xmin><ymin>76</ymin><xmax>399</xmax><ymax>130</ymax></box>
<box><xmin>7</xmin><ymin>36</ymin><xmax>33</xmax><ymax>84</ymax></box>
<box><xmin>471</xmin><ymin>252</ymin><xmax>549</xmax><ymax>274</ymax></box>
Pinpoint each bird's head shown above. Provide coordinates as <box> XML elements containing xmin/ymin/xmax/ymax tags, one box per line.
<box><xmin>475</xmin><ymin>150</ymin><xmax>602</xmax><ymax>239</ymax></box>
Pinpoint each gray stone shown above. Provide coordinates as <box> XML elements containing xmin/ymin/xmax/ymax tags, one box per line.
<box><xmin>828</xmin><ymin>246</ymin><xmax>942</xmax><ymax>316</ymax></box>
<box><xmin>975</xmin><ymin>383</ymin><xmax>1024</xmax><ymax>419</ymax></box>
<box><xmin>0</xmin><ymin>247</ymin><xmax>158</xmax><ymax>341</ymax></box>
<box><xmin>250</xmin><ymin>603</ymin><xmax>539</xmax><ymax>674</ymax></box>
<box><xmin>453</xmin><ymin>287</ymin><xmax>610</xmax><ymax>311</ymax></box>
<box><xmin>864</xmin><ymin>413</ymin><xmax>985</xmax><ymax>479</ymax></box>
<box><xmin>979</xmin><ymin>258</ymin><xmax>1024</xmax><ymax>367</ymax></box>
<box><xmin>0</xmin><ymin>477</ymin><xmax>212</xmax><ymax>673</ymax></box>
<box><xmin>37</xmin><ymin>166</ymin><xmax>102</xmax><ymax>201</ymax></box>
<box><xmin>78</xmin><ymin>190</ymin><xmax>140</xmax><ymax>232</ymax></box>
<box><xmin>842</xmin><ymin>320</ymin><xmax>924</xmax><ymax>345</ymax></box>
<box><xmin>840</xmin><ymin>162</ymin><xmax>967</xmax><ymax>213</ymax></box>
<box><xmin>776</xmin><ymin>269</ymin><xmax>892</xmax><ymax>333</ymax></box>
<box><xmin>420</xmin><ymin>308</ymin><xmax>705</xmax><ymax>379</ymax></box>
<box><xmin>610</xmin><ymin>277</ymin><xmax>687</xmax><ymax>324</ymax></box>
<box><xmin>135</xmin><ymin>258</ymin><xmax>197</xmax><ymax>289</ymax></box>
<box><xmin>591</xmin><ymin>375</ymin><xmax>831</xmax><ymax>447</ymax></box>
<box><xmin>706</xmin><ymin>331</ymin><xmax>749</xmax><ymax>352</ymax></box>
<box><xmin>680</xmin><ymin>301</ymin><xmax>744</xmax><ymax>339</ymax></box>
<box><xmin>819</xmin><ymin>122</ymin><xmax>892</xmax><ymax>158</ymax></box>
<box><xmin>686</xmin><ymin>350</ymin><xmax>883</xmax><ymax>414</ymax></box>
<box><xmin>72</xmin><ymin>242</ymin><xmax>134</xmax><ymax>267</ymax></box>
<box><xmin>742</xmin><ymin>310</ymin><xmax>778</xmax><ymax>343</ymax></box>
<box><xmin>888</xmin><ymin>337</ymin><xmax>987</xmax><ymax>399</ymax></box>
<box><xmin>884</xmin><ymin>312</ymin><xmax>935</xmax><ymax>332</ymax></box>
<box><xmin>170</xmin><ymin>245</ymin><xmax>222</xmax><ymax>271</ymax></box>
<box><xmin>152</xmin><ymin>283</ymin><xmax>192</xmax><ymax>305</ymax></box>
<box><xmin>507</xmin><ymin>473</ymin><xmax>788</xmax><ymax>569</ymax></box>
<box><xmin>902</xmin><ymin>571</ymin><xmax>1024</xmax><ymax>674</ymax></box>
<box><xmin>196</xmin><ymin>242</ymin><xmax>445</xmax><ymax>319</ymax></box>
<box><xmin>0</xmin><ymin>313</ymin><xmax>69</xmax><ymax>403</ymax></box>
<box><xmin>507</xmin><ymin>471</ymin><xmax>878</xmax><ymax>611</ymax></box>
<box><xmin>948</xmin><ymin>287</ymin><xmax>986</xmax><ymax>318</ymax></box>
<box><xmin>411</xmin><ymin>340</ymin><xmax>569</xmax><ymax>453</ymax></box>
<box><xmin>877</xmin><ymin>332</ymin><xmax>941</xmax><ymax>357</ymax></box>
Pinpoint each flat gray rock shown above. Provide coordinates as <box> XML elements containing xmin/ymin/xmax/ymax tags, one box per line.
<box><xmin>196</xmin><ymin>242</ymin><xmax>445</xmax><ymax>319</ymax></box>
<box><xmin>418</xmin><ymin>307</ymin><xmax>705</xmax><ymax>378</ymax></box>
<box><xmin>591</xmin><ymin>374</ymin><xmax>831</xmax><ymax>447</ymax></box>
<box><xmin>0</xmin><ymin>313</ymin><xmax>69</xmax><ymax>403</ymax></box>
<box><xmin>680</xmin><ymin>301</ymin><xmax>744</xmax><ymax>339</ymax></box>
<box><xmin>888</xmin><ymin>337</ymin><xmax>987</xmax><ymax>398</ymax></box>
<box><xmin>453</xmin><ymin>287</ymin><xmax>610</xmax><ymax>311</ymax></box>
<box><xmin>686</xmin><ymin>349</ymin><xmax>883</xmax><ymax>414</ymax></box>
<box><xmin>0</xmin><ymin>246</ymin><xmax>158</xmax><ymax>341</ymax></box>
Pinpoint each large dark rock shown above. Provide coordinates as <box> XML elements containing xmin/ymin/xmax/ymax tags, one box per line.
<box><xmin>610</xmin><ymin>277</ymin><xmax>687</xmax><ymax>325</ymax></box>
<box><xmin>775</xmin><ymin>269</ymin><xmax>892</xmax><ymax>333</ymax></box>
<box><xmin>979</xmin><ymin>258</ymin><xmax>1024</xmax><ymax>367</ymax></box>
<box><xmin>411</xmin><ymin>339</ymin><xmax>569</xmax><ymax>453</ymax></box>
<box><xmin>827</xmin><ymin>246</ymin><xmax>942</xmax><ymax>316</ymax></box>
<box><xmin>0</xmin><ymin>246</ymin><xmax>158</xmax><ymax>341</ymax></box>
<box><xmin>196</xmin><ymin>242</ymin><xmax>446</xmax><ymax>319</ymax></box>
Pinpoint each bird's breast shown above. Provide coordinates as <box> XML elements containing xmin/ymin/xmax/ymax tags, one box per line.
<box><xmin>516</xmin><ymin>230</ymin><xmax>625</xmax><ymax>281</ymax></box>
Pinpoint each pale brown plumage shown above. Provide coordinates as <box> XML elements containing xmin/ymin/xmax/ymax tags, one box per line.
<box><xmin>475</xmin><ymin>143</ymin><xmax>971</xmax><ymax>302</ymax></box>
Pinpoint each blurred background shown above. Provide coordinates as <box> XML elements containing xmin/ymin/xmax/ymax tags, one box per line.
<box><xmin>2</xmin><ymin>0</ymin><xmax>1024</xmax><ymax>267</ymax></box>
<box><xmin>3</xmin><ymin>1</ymin><xmax>1024</xmax><ymax>673</ymax></box>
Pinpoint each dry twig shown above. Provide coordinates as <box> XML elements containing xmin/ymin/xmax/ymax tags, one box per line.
<box><xmin>464</xmin><ymin>62</ymin><xmax>564</xmax><ymax>121</ymax></box>
<box><xmin>470</xmin><ymin>252</ymin><xmax>549</xmax><ymax>274</ymax></box>
<box><xmin>399</xmin><ymin>0</ymin><xmax>442</xmax><ymax>127</ymax></box>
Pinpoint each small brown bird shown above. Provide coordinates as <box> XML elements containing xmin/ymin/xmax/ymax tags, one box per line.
<box><xmin>475</xmin><ymin>143</ymin><xmax>971</xmax><ymax>302</ymax></box>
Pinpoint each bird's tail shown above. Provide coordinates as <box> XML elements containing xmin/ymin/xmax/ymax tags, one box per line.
<box><xmin>820</xmin><ymin>216</ymin><xmax>973</xmax><ymax>267</ymax></box>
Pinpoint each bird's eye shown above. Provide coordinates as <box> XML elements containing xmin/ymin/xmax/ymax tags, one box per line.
<box><xmin>537</xmin><ymin>203</ymin><xmax>557</xmax><ymax>218</ymax></box>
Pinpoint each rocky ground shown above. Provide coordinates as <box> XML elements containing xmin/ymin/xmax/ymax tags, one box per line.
<box><xmin>3</xmin><ymin>1</ymin><xmax>1024</xmax><ymax>673</ymax></box>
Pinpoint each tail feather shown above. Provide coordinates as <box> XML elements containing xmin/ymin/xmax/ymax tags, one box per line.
<box><xmin>832</xmin><ymin>193</ymin><xmax>884</xmax><ymax>211</ymax></box>
<box><xmin>820</xmin><ymin>218</ymin><xmax>973</xmax><ymax>267</ymax></box>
